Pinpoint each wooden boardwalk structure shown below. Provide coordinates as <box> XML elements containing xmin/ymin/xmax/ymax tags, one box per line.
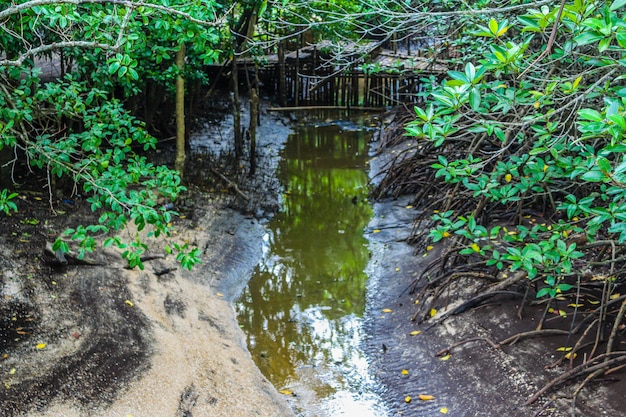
<box><xmin>230</xmin><ymin>41</ymin><xmax>448</xmax><ymax>108</ymax></box>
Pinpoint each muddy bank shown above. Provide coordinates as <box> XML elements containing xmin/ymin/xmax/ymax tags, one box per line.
<box><xmin>0</xmin><ymin>103</ymin><xmax>295</xmax><ymax>416</ymax></box>
<box><xmin>363</xmin><ymin>130</ymin><xmax>626</xmax><ymax>416</ymax></box>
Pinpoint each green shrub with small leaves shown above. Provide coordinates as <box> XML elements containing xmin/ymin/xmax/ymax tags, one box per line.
<box><xmin>403</xmin><ymin>0</ymin><xmax>626</xmax><ymax>300</ymax></box>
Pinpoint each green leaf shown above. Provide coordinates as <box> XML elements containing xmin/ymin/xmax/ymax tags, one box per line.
<box><xmin>581</xmin><ymin>169</ymin><xmax>606</xmax><ymax>182</ymax></box>
<box><xmin>578</xmin><ymin>108</ymin><xmax>603</xmax><ymax>122</ymax></box>
<box><xmin>574</xmin><ymin>32</ymin><xmax>605</xmax><ymax>45</ymax></box>
<box><xmin>469</xmin><ymin>87</ymin><xmax>481</xmax><ymax>111</ymax></box>
<box><xmin>611</xmin><ymin>0</ymin><xmax>626</xmax><ymax>11</ymax></box>
<box><xmin>488</xmin><ymin>18</ymin><xmax>499</xmax><ymax>35</ymax></box>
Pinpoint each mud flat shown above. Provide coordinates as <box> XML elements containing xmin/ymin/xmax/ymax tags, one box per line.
<box><xmin>363</xmin><ymin>125</ymin><xmax>626</xmax><ymax>417</ymax></box>
<box><xmin>0</xmin><ymin>104</ymin><xmax>295</xmax><ymax>417</ymax></box>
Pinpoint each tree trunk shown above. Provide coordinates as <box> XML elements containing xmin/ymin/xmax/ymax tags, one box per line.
<box><xmin>249</xmin><ymin>88</ymin><xmax>258</xmax><ymax>176</ymax></box>
<box><xmin>232</xmin><ymin>55</ymin><xmax>243</xmax><ymax>159</ymax></box>
<box><xmin>175</xmin><ymin>43</ymin><xmax>186</xmax><ymax>175</ymax></box>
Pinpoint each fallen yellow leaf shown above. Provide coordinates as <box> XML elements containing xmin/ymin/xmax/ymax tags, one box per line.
<box><xmin>410</xmin><ymin>330</ymin><xmax>421</xmax><ymax>336</ymax></box>
<box><xmin>418</xmin><ymin>394</ymin><xmax>435</xmax><ymax>401</ymax></box>
<box><xmin>504</xmin><ymin>173</ymin><xmax>512</xmax><ymax>183</ymax></box>
<box><xmin>216</xmin><ymin>292</ymin><xmax>224</xmax><ymax>297</ymax></box>
<box><xmin>565</xmin><ymin>352</ymin><xmax>577</xmax><ymax>360</ymax></box>
<box><xmin>36</xmin><ymin>343</ymin><xmax>46</xmax><ymax>350</ymax></box>
<box><xmin>440</xmin><ymin>353</ymin><xmax>451</xmax><ymax>361</ymax></box>
<box><xmin>279</xmin><ymin>389</ymin><xmax>293</xmax><ymax>395</ymax></box>
<box><xmin>588</xmin><ymin>299</ymin><xmax>600</xmax><ymax>305</ymax></box>
<box><xmin>610</xmin><ymin>293</ymin><xmax>621</xmax><ymax>300</ymax></box>
<box><xmin>405</xmin><ymin>396</ymin><xmax>412</xmax><ymax>403</ymax></box>
<box><xmin>556</xmin><ymin>346</ymin><xmax>573</xmax><ymax>352</ymax></box>
<box><xmin>373</xmin><ymin>229</ymin><xmax>381</xmax><ymax>233</ymax></box>
<box><xmin>401</xmin><ymin>369</ymin><xmax>409</xmax><ymax>375</ymax></box>
<box><xmin>395</xmin><ymin>267</ymin><xmax>400</xmax><ymax>272</ymax></box>
<box><xmin>429</xmin><ymin>308</ymin><xmax>437</xmax><ymax>318</ymax></box>
<box><xmin>426</xmin><ymin>245</ymin><xmax>434</xmax><ymax>251</ymax></box>
<box><xmin>470</xmin><ymin>243</ymin><xmax>480</xmax><ymax>252</ymax></box>
<box><xmin>406</xmin><ymin>205</ymin><xmax>414</xmax><ymax>209</ymax></box>
<box><xmin>382</xmin><ymin>308</ymin><xmax>393</xmax><ymax>313</ymax></box>
<box><xmin>442</xmin><ymin>231</ymin><xmax>450</xmax><ymax>238</ymax></box>
<box><xmin>125</xmin><ymin>300</ymin><xmax>134</xmax><ymax>307</ymax></box>
<box><xmin>440</xmin><ymin>407</ymin><xmax>449</xmax><ymax>414</ymax></box>
<box><xmin>568</xmin><ymin>303</ymin><xmax>584</xmax><ymax>308</ymax></box>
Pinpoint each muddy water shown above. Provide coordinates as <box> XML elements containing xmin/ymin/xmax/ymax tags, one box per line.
<box><xmin>236</xmin><ymin>112</ymin><xmax>389</xmax><ymax>416</ymax></box>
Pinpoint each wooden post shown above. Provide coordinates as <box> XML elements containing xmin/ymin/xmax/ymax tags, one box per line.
<box><xmin>295</xmin><ymin>37</ymin><xmax>300</xmax><ymax>106</ymax></box>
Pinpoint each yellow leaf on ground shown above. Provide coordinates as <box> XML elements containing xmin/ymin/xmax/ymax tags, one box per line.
<box><xmin>556</xmin><ymin>346</ymin><xmax>573</xmax><ymax>352</ymax></box>
<box><xmin>470</xmin><ymin>243</ymin><xmax>480</xmax><ymax>252</ymax></box>
<box><xmin>216</xmin><ymin>292</ymin><xmax>224</xmax><ymax>297</ymax></box>
<box><xmin>418</xmin><ymin>394</ymin><xmax>435</xmax><ymax>401</ymax></box>
<box><xmin>429</xmin><ymin>308</ymin><xmax>437</xmax><ymax>318</ymax></box>
<box><xmin>125</xmin><ymin>300</ymin><xmax>134</xmax><ymax>307</ymax></box>
<box><xmin>588</xmin><ymin>299</ymin><xmax>600</xmax><ymax>305</ymax></box>
<box><xmin>279</xmin><ymin>389</ymin><xmax>293</xmax><ymax>395</ymax></box>
<box><xmin>401</xmin><ymin>369</ymin><xmax>409</xmax><ymax>375</ymax></box>
<box><xmin>410</xmin><ymin>330</ymin><xmax>421</xmax><ymax>336</ymax></box>
<box><xmin>442</xmin><ymin>231</ymin><xmax>450</xmax><ymax>238</ymax></box>
<box><xmin>610</xmin><ymin>293</ymin><xmax>621</xmax><ymax>300</ymax></box>
<box><xmin>568</xmin><ymin>303</ymin><xmax>584</xmax><ymax>308</ymax></box>
<box><xmin>426</xmin><ymin>245</ymin><xmax>434</xmax><ymax>251</ymax></box>
<box><xmin>36</xmin><ymin>343</ymin><xmax>46</xmax><ymax>350</ymax></box>
<box><xmin>504</xmin><ymin>173</ymin><xmax>512</xmax><ymax>183</ymax></box>
<box><xmin>405</xmin><ymin>396</ymin><xmax>412</xmax><ymax>403</ymax></box>
<box><xmin>395</xmin><ymin>267</ymin><xmax>400</xmax><ymax>272</ymax></box>
<box><xmin>440</xmin><ymin>353</ymin><xmax>451</xmax><ymax>361</ymax></box>
<box><xmin>373</xmin><ymin>229</ymin><xmax>381</xmax><ymax>233</ymax></box>
<box><xmin>406</xmin><ymin>205</ymin><xmax>414</xmax><ymax>209</ymax></box>
<box><xmin>440</xmin><ymin>407</ymin><xmax>449</xmax><ymax>414</ymax></box>
<box><xmin>382</xmin><ymin>308</ymin><xmax>393</xmax><ymax>313</ymax></box>
<box><xmin>565</xmin><ymin>352</ymin><xmax>577</xmax><ymax>360</ymax></box>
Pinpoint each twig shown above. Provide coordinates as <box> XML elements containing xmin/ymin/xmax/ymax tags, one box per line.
<box><xmin>498</xmin><ymin>329</ymin><xmax>570</xmax><ymax>347</ymax></box>
<box><xmin>210</xmin><ymin>168</ymin><xmax>250</xmax><ymax>201</ymax></box>
<box><xmin>518</xmin><ymin>0</ymin><xmax>567</xmax><ymax>79</ymax></box>
<box><xmin>436</xmin><ymin>336</ymin><xmax>499</xmax><ymax>356</ymax></box>
<box><xmin>525</xmin><ymin>352</ymin><xmax>626</xmax><ymax>405</ymax></box>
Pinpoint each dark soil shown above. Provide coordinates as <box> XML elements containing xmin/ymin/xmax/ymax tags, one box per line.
<box><xmin>364</xmin><ymin>133</ymin><xmax>626</xmax><ymax>417</ymax></box>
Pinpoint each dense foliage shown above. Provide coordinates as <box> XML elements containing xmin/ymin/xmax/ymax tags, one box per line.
<box><xmin>0</xmin><ymin>0</ymin><xmax>228</xmax><ymax>268</ymax></box>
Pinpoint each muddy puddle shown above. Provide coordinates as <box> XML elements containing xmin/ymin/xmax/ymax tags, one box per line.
<box><xmin>236</xmin><ymin>111</ymin><xmax>390</xmax><ymax>416</ymax></box>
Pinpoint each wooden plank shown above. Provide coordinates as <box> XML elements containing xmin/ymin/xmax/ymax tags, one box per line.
<box><xmin>267</xmin><ymin>106</ymin><xmax>386</xmax><ymax>112</ymax></box>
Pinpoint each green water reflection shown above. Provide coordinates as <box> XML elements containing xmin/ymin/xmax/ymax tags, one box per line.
<box><xmin>237</xmin><ymin>116</ymin><xmax>383</xmax><ymax>415</ymax></box>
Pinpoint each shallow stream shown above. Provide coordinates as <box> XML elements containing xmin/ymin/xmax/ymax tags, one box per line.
<box><xmin>236</xmin><ymin>111</ymin><xmax>389</xmax><ymax>416</ymax></box>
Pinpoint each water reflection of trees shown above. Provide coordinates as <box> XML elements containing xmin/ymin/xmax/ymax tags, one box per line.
<box><xmin>237</xmin><ymin>124</ymin><xmax>374</xmax><ymax>388</ymax></box>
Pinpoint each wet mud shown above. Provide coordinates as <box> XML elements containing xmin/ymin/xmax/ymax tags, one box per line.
<box><xmin>0</xmin><ymin>101</ymin><xmax>295</xmax><ymax>417</ymax></box>
<box><xmin>363</xmin><ymin>133</ymin><xmax>626</xmax><ymax>417</ymax></box>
